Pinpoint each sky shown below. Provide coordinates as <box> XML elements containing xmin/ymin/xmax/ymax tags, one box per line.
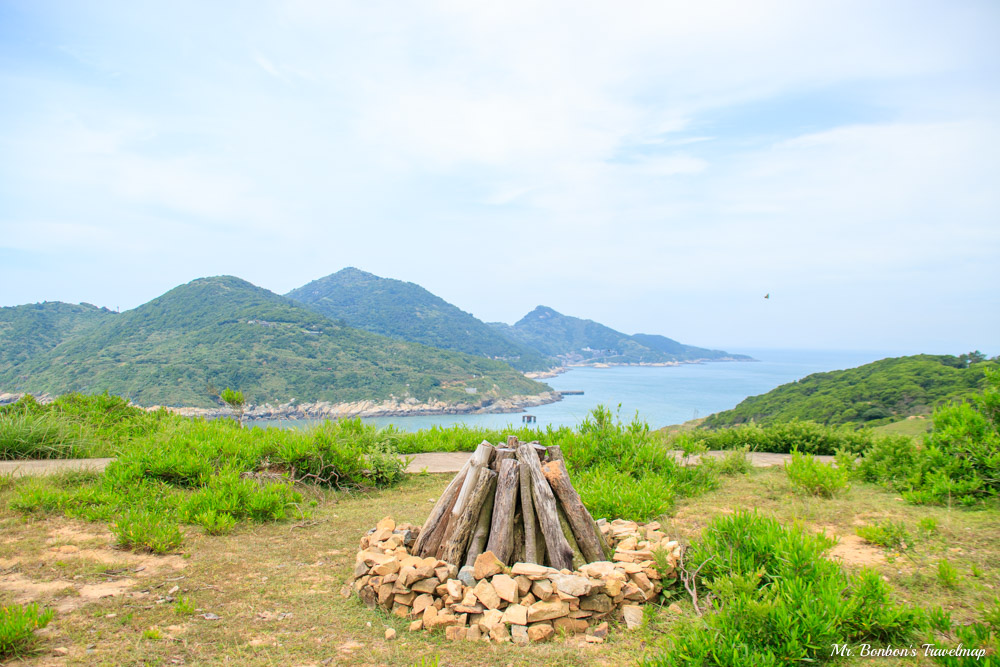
<box><xmin>1</xmin><ymin>0</ymin><xmax>998</xmax><ymax>354</ymax></box>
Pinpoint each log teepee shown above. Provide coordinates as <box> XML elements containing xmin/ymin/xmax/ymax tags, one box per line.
<box><xmin>412</xmin><ymin>437</ymin><xmax>610</xmax><ymax>570</ymax></box>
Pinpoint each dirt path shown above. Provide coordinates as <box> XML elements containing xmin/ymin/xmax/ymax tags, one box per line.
<box><xmin>2</xmin><ymin>450</ymin><xmax>831</xmax><ymax>478</ymax></box>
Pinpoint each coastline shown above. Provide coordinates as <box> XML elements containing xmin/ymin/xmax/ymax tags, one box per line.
<box><xmin>147</xmin><ymin>390</ymin><xmax>563</xmax><ymax>421</ymax></box>
<box><xmin>1</xmin><ymin>390</ymin><xmax>562</xmax><ymax>419</ymax></box>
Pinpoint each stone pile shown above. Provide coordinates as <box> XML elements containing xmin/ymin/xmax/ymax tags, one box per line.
<box><xmin>348</xmin><ymin>516</ymin><xmax>682</xmax><ymax>644</ymax></box>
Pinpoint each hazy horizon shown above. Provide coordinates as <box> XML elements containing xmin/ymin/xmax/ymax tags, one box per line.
<box><xmin>2</xmin><ymin>1</ymin><xmax>998</xmax><ymax>353</ymax></box>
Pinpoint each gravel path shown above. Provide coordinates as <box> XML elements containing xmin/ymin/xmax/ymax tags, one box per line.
<box><xmin>2</xmin><ymin>450</ymin><xmax>832</xmax><ymax>478</ymax></box>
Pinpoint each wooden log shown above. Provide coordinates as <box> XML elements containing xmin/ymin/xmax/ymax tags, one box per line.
<box><xmin>412</xmin><ymin>462</ymin><xmax>469</xmax><ymax>557</ymax></box>
<box><xmin>518</xmin><ymin>461</ymin><xmax>538</xmax><ymax>564</ymax></box>
<box><xmin>419</xmin><ymin>470</ymin><xmax>467</xmax><ymax>558</ymax></box>
<box><xmin>440</xmin><ymin>468</ymin><xmax>497</xmax><ymax>566</ymax></box>
<box><xmin>512</xmin><ymin>510</ymin><xmax>525</xmax><ymax>564</ymax></box>
<box><xmin>437</xmin><ymin>442</ymin><xmax>494</xmax><ymax>554</ymax></box>
<box><xmin>484</xmin><ymin>459</ymin><xmax>520</xmax><ymax>564</ymax></box>
<box><xmin>541</xmin><ymin>459</ymin><xmax>609</xmax><ymax>563</ymax></box>
<box><xmin>546</xmin><ymin>445</ymin><xmax>564</xmax><ymax>462</ymax></box>
<box><xmin>506</xmin><ymin>435</ymin><xmax>520</xmax><ymax>448</ymax></box>
<box><xmin>557</xmin><ymin>504</ymin><xmax>585</xmax><ymax>570</ymax></box>
<box><xmin>516</xmin><ymin>443</ymin><xmax>574</xmax><ymax>570</ymax></box>
<box><xmin>490</xmin><ymin>448</ymin><xmax>515</xmax><ymax>473</ymax></box>
<box><xmin>464</xmin><ymin>474</ymin><xmax>498</xmax><ymax>567</ymax></box>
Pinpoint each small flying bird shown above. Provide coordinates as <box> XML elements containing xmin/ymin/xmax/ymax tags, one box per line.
<box><xmin>764</xmin><ymin>293</ymin><xmax>770</xmax><ymax>299</ymax></box>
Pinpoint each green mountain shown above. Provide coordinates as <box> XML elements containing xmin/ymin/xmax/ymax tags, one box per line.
<box><xmin>286</xmin><ymin>268</ymin><xmax>554</xmax><ymax>371</ymax></box>
<box><xmin>0</xmin><ymin>276</ymin><xmax>550</xmax><ymax>408</ymax></box>
<box><xmin>704</xmin><ymin>353</ymin><xmax>998</xmax><ymax>428</ymax></box>
<box><xmin>490</xmin><ymin>306</ymin><xmax>751</xmax><ymax>365</ymax></box>
<box><xmin>0</xmin><ymin>301</ymin><xmax>115</xmax><ymax>371</ymax></box>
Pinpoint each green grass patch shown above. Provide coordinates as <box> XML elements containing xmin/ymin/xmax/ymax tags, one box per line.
<box><xmin>784</xmin><ymin>451</ymin><xmax>850</xmax><ymax>498</ymax></box>
<box><xmin>0</xmin><ymin>603</ymin><xmax>54</xmax><ymax>659</ymax></box>
<box><xmin>645</xmin><ymin>510</ymin><xmax>924</xmax><ymax>666</ymax></box>
<box><xmin>856</xmin><ymin>519</ymin><xmax>911</xmax><ymax>551</ymax></box>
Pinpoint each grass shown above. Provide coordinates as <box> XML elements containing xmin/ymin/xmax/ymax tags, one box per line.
<box><xmin>784</xmin><ymin>450</ymin><xmax>850</xmax><ymax>497</ymax></box>
<box><xmin>2</xmin><ymin>466</ymin><xmax>997</xmax><ymax>664</ymax></box>
<box><xmin>0</xmin><ymin>603</ymin><xmax>54</xmax><ymax>659</ymax></box>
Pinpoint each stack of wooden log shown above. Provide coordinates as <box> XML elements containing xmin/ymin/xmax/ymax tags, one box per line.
<box><xmin>413</xmin><ymin>436</ymin><xmax>608</xmax><ymax>570</ymax></box>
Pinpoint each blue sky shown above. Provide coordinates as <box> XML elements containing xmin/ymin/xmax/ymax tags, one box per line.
<box><xmin>1</xmin><ymin>1</ymin><xmax>998</xmax><ymax>354</ymax></box>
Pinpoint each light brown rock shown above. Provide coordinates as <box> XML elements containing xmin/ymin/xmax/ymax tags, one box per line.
<box><xmin>526</xmin><ymin>599</ymin><xmax>570</xmax><ymax>622</ymax></box>
<box><xmin>531</xmin><ymin>579</ymin><xmax>554</xmax><ymax>601</ymax></box>
<box><xmin>479</xmin><ymin>609</ymin><xmax>505</xmax><ymax>631</ymax></box>
<box><xmin>528</xmin><ymin>623</ymin><xmax>554</xmax><ymax>642</ymax></box>
<box><xmin>550</xmin><ymin>573</ymin><xmax>592</xmax><ymax>597</ymax></box>
<box><xmin>553</xmin><ymin>617</ymin><xmax>589</xmax><ymax>634</ymax></box>
<box><xmin>446</xmin><ymin>579</ymin><xmax>464</xmax><ymax>599</ymax></box>
<box><xmin>474</xmin><ymin>550</ymin><xmax>505</xmax><ymax>580</ymax></box>
<box><xmin>511</xmin><ymin>562</ymin><xmax>558</xmax><ymax>579</ymax></box>
<box><xmin>473</xmin><ymin>579</ymin><xmax>502</xmax><ymax>610</ymax></box>
<box><xmin>384</xmin><ymin>628</ymin><xmax>397</xmax><ymax>640</ymax></box>
<box><xmin>489</xmin><ymin>625</ymin><xmax>510</xmax><ymax>642</ymax></box>
<box><xmin>466</xmin><ymin>625</ymin><xmax>482</xmax><ymax>641</ymax></box>
<box><xmin>511</xmin><ymin>624</ymin><xmax>529</xmax><ymax>646</ymax></box>
<box><xmin>426</xmin><ymin>612</ymin><xmax>461</xmax><ymax>629</ymax></box>
<box><xmin>491</xmin><ymin>574</ymin><xmax>519</xmax><ymax>603</ymax></box>
<box><xmin>515</xmin><ymin>575</ymin><xmax>532</xmax><ymax>596</ymax></box>
<box><xmin>412</xmin><ymin>594</ymin><xmax>434</xmax><ymax>616</ymax></box>
<box><xmin>580</xmin><ymin>593</ymin><xmax>613</xmax><ymax>613</ymax></box>
<box><xmin>408</xmin><ymin>619</ymin><xmax>423</xmax><ymax>632</ymax></box>
<box><xmin>502</xmin><ymin>603</ymin><xmax>527</xmax><ymax>625</ymax></box>
<box><xmin>579</xmin><ymin>561</ymin><xmax>618</xmax><ymax>578</ymax></box>
<box><xmin>410</xmin><ymin>577</ymin><xmax>439</xmax><ymax>594</ymax></box>
<box><xmin>623</xmin><ymin>604</ymin><xmax>644</xmax><ymax>629</ymax></box>
<box><xmin>445</xmin><ymin>626</ymin><xmax>467</xmax><ymax>640</ymax></box>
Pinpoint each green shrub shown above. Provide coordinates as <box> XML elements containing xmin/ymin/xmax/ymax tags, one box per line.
<box><xmin>936</xmin><ymin>559</ymin><xmax>962</xmax><ymax>589</ymax></box>
<box><xmin>784</xmin><ymin>451</ymin><xmax>850</xmax><ymax>497</ymax></box>
<box><xmin>645</xmin><ymin>511</ymin><xmax>923</xmax><ymax>667</ymax></box>
<box><xmin>181</xmin><ymin>472</ymin><xmax>299</xmax><ymax>523</ymax></box>
<box><xmin>856</xmin><ymin>369</ymin><xmax>999</xmax><ymax>507</ymax></box>
<box><xmin>0</xmin><ymin>411</ymin><xmax>82</xmax><ymax>459</ymax></box>
<box><xmin>678</xmin><ymin>420</ymin><xmax>887</xmax><ymax>456</ymax></box>
<box><xmin>856</xmin><ymin>520</ymin><xmax>911</xmax><ymax>551</ymax></box>
<box><xmin>565</xmin><ymin>406</ymin><xmax>719</xmax><ymax>520</ymax></box>
<box><xmin>0</xmin><ymin>603</ymin><xmax>54</xmax><ymax>659</ymax></box>
<box><xmin>112</xmin><ymin>511</ymin><xmax>184</xmax><ymax>554</ymax></box>
<box><xmin>708</xmin><ymin>446</ymin><xmax>753</xmax><ymax>476</ymax></box>
<box><xmin>575</xmin><ymin>465</ymin><xmax>676</xmax><ymax>521</ymax></box>
<box><xmin>918</xmin><ymin>516</ymin><xmax>938</xmax><ymax>533</ymax></box>
<box><xmin>193</xmin><ymin>509</ymin><xmax>237</xmax><ymax>535</ymax></box>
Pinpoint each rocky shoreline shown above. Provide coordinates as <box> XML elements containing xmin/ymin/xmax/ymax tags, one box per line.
<box><xmin>1</xmin><ymin>389</ymin><xmax>563</xmax><ymax>421</ymax></box>
<box><xmin>150</xmin><ymin>391</ymin><xmax>564</xmax><ymax>421</ymax></box>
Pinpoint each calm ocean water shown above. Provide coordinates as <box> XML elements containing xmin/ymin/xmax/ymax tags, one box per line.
<box><xmin>258</xmin><ymin>348</ymin><xmax>898</xmax><ymax>432</ymax></box>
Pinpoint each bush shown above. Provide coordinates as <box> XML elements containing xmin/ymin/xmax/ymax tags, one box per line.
<box><xmin>0</xmin><ymin>603</ymin><xmax>54</xmax><ymax>659</ymax></box>
<box><xmin>566</xmin><ymin>406</ymin><xmax>719</xmax><ymax>521</ymax></box>
<box><xmin>856</xmin><ymin>520</ymin><xmax>910</xmax><ymax>551</ymax></box>
<box><xmin>784</xmin><ymin>451</ymin><xmax>850</xmax><ymax>498</ymax></box>
<box><xmin>645</xmin><ymin>511</ymin><xmax>924</xmax><ymax>667</ymax></box>
<box><xmin>112</xmin><ymin>511</ymin><xmax>184</xmax><ymax>554</ymax></box>
<box><xmin>677</xmin><ymin>420</ymin><xmax>886</xmax><ymax>456</ymax></box>
<box><xmin>0</xmin><ymin>411</ymin><xmax>82</xmax><ymax>459</ymax></box>
<box><xmin>193</xmin><ymin>509</ymin><xmax>238</xmax><ymax>535</ymax></box>
<box><xmin>856</xmin><ymin>368</ymin><xmax>1000</xmax><ymax>507</ymax></box>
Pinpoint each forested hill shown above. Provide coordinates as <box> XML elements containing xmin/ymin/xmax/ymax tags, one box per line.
<box><xmin>286</xmin><ymin>268</ymin><xmax>554</xmax><ymax>372</ymax></box>
<box><xmin>704</xmin><ymin>353</ymin><xmax>997</xmax><ymax>428</ymax></box>
<box><xmin>0</xmin><ymin>301</ymin><xmax>114</xmax><ymax>369</ymax></box>
<box><xmin>490</xmin><ymin>306</ymin><xmax>752</xmax><ymax>365</ymax></box>
<box><xmin>0</xmin><ymin>276</ymin><xmax>550</xmax><ymax>408</ymax></box>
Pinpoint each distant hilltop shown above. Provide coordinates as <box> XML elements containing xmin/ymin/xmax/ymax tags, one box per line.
<box><xmin>489</xmin><ymin>305</ymin><xmax>754</xmax><ymax>366</ymax></box>
<box><xmin>1</xmin><ymin>268</ymin><xmax>752</xmax><ymax>411</ymax></box>
<box><xmin>287</xmin><ymin>267</ymin><xmax>753</xmax><ymax>370</ymax></box>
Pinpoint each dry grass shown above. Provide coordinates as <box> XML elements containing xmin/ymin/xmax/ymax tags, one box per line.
<box><xmin>1</xmin><ymin>469</ymin><xmax>997</xmax><ymax>665</ymax></box>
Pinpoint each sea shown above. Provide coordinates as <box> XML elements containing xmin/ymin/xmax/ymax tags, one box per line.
<box><xmin>257</xmin><ymin>348</ymin><xmax>899</xmax><ymax>432</ymax></box>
